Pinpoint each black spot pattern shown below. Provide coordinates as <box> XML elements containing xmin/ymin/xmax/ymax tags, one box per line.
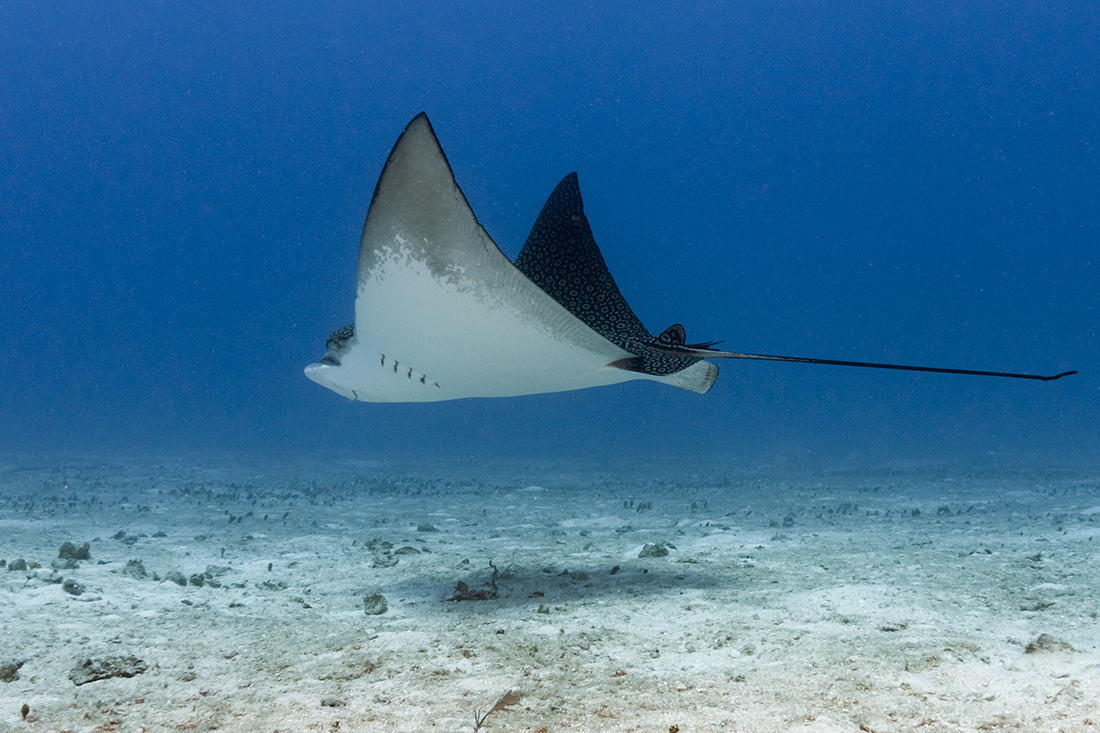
<box><xmin>514</xmin><ymin>173</ymin><xmax>700</xmax><ymax>376</ymax></box>
<box><xmin>326</xmin><ymin>324</ymin><xmax>355</xmax><ymax>351</ymax></box>
<box><xmin>319</xmin><ymin>324</ymin><xmax>356</xmax><ymax>365</ymax></box>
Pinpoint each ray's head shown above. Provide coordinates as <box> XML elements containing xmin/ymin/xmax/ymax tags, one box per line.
<box><xmin>304</xmin><ymin>324</ymin><xmax>360</xmax><ymax>400</ymax></box>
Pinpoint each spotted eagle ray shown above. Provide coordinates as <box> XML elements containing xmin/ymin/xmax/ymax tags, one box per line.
<box><xmin>305</xmin><ymin>113</ymin><xmax>1075</xmax><ymax>402</ymax></box>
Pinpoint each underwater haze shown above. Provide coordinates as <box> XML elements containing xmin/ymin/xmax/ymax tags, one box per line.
<box><xmin>3</xmin><ymin>5</ymin><xmax>1100</xmax><ymax>731</ymax></box>
<box><xmin>2</xmin><ymin>0</ymin><xmax>1096</xmax><ymax>462</ymax></box>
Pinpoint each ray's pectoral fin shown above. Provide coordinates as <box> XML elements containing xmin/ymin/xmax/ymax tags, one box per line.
<box><xmin>608</xmin><ymin>342</ymin><xmax>720</xmax><ymax>395</ymax></box>
<box><xmin>306</xmin><ymin>113</ymin><xmax>674</xmax><ymax>402</ymax></box>
<box><xmin>607</xmin><ymin>355</ymin><xmax>719</xmax><ymax>394</ymax></box>
<box><xmin>513</xmin><ymin>173</ymin><xmax>721</xmax><ymax>393</ymax></box>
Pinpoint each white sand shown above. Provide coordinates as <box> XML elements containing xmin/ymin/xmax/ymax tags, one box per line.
<box><xmin>1</xmin><ymin>454</ymin><xmax>1097</xmax><ymax>732</ymax></box>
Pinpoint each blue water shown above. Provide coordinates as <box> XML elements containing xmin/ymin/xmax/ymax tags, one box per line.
<box><xmin>2</xmin><ymin>1</ymin><xmax>1095</xmax><ymax>461</ymax></box>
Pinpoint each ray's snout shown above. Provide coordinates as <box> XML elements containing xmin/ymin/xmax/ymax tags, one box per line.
<box><xmin>304</xmin><ymin>362</ymin><xmax>356</xmax><ymax>401</ymax></box>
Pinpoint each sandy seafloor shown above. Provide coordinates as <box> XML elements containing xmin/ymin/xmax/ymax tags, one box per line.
<box><xmin>1</xmin><ymin>453</ymin><xmax>1098</xmax><ymax>733</ymax></box>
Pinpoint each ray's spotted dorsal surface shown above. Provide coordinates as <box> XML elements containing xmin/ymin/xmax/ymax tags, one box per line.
<box><xmin>304</xmin><ymin>113</ymin><xmax>1075</xmax><ymax>403</ymax></box>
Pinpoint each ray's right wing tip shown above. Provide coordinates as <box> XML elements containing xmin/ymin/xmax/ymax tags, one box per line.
<box><xmin>667</xmin><ymin>360</ymin><xmax>719</xmax><ymax>394</ymax></box>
